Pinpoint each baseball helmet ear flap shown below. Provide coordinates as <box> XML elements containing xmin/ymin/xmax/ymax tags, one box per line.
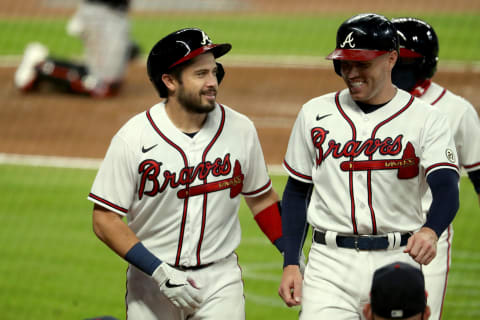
<box><xmin>216</xmin><ymin>62</ymin><xmax>225</xmax><ymax>84</ymax></box>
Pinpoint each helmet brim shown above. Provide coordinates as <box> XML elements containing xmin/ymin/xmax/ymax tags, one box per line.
<box><xmin>169</xmin><ymin>43</ymin><xmax>232</xmax><ymax>69</ymax></box>
<box><xmin>326</xmin><ymin>49</ymin><xmax>390</xmax><ymax>61</ymax></box>
<box><xmin>399</xmin><ymin>48</ymin><xmax>423</xmax><ymax>58</ymax></box>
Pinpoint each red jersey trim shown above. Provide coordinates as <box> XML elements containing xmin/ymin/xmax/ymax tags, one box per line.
<box><xmin>146</xmin><ymin>109</ymin><xmax>190</xmax><ymax>267</ymax></box>
<box><xmin>425</xmin><ymin>163</ymin><xmax>459</xmax><ymax>175</ymax></box>
<box><xmin>464</xmin><ymin>162</ymin><xmax>480</xmax><ymax>170</ymax></box>
<box><xmin>431</xmin><ymin>88</ymin><xmax>447</xmax><ymax>106</ymax></box>
<box><xmin>242</xmin><ymin>179</ymin><xmax>272</xmax><ymax>196</ymax></box>
<box><xmin>283</xmin><ymin>159</ymin><xmax>312</xmax><ymax>181</ymax></box>
<box><xmin>88</xmin><ymin>192</ymin><xmax>128</xmax><ymax>213</ymax></box>
<box><xmin>335</xmin><ymin>91</ymin><xmax>358</xmax><ymax>234</ymax></box>
<box><xmin>196</xmin><ymin>104</ymin><xmax>226</xmax><ymax>266</ymax></box>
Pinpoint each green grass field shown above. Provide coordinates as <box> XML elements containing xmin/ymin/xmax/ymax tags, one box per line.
<box><xmin>0</xmin><ymin>164</ymin><xmax>478</xmax><ymax>319</ymax></box>
<box><xmin>1</xmin><ymin>13</ymin><xmax>480</xmax><ymax>61</ymax></box>
<box><xmin>1</xmin><ymin>9</ymin><xmax>479</xmax><ymax>319</ymax></box>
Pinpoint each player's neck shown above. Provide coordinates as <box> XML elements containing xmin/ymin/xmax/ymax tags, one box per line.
<box><xmin>363</xmin><ymin>83</ymin><xmax>397</xmax><ymax>105</ymax></box>
<box><xmin>164</xmin><ymin>100</ymin><xmax>208</xmax><ymax>133</ymax></box>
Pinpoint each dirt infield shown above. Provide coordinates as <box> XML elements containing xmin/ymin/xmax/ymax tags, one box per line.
<box><xmin>1</xmin><ymin>62</ymin><xmax>479</xmax><ymax>165</ymax></box>
<box><xmin>1</xmin><ymin>0</ymin><xmax>479</xmax><ymax>165</ymax></box>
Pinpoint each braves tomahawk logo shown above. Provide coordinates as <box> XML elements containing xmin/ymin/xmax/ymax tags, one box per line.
<box><xmin>311</xmin><ymin>127</ymin><xmax>419</xmax><ymax>179</ymax></box>
<box><xmin>137</xmin><ymin>154</ymin><xmax>244</xmax><ymax>200</ymax></box>
<box><xmin>340</xmin><ymin>31</ymin><xmax>356</xmax><ymax>48</ymax></box>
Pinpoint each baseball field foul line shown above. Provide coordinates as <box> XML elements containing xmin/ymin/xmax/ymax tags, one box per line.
<box><xmin>0</xmin><ymin>153</ymin><xmax>286</xmax><ymax>174</ymax></box>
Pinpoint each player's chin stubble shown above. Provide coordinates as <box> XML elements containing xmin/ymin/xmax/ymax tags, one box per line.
<box><xmin>178</xmin><ymin>88</ymin><xmax>216</xmax><ymax>114</ymax></box>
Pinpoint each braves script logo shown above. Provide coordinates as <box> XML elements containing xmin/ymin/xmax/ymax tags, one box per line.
<box><xmin>137</xmin><ymin>154</ymin><xmax>244</xmax><ymax>199</ymax></box>
<box><xmin>340</xmin><ymin>31</ymin><xmax>356</xmax><ymax>48</ymax></box>
<box><xmin>311</xmin><ymin>127</ymin><xmax>419</xmax><ymax>179</ymax></box>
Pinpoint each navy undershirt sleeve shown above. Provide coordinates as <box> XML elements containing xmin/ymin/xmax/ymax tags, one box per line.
<box><xmin>282</xmin><ymin>177</ymin><xmax>313</xmax><ymax>267</ymax></box>
<box><xmin>467</xmin><ymin>168</ymin><xmax>480</xmax><ymax>194</ymax></box>
<box><xmin>423</xmin><ymin>169</ymin><xmax>460</xmax><ymax>237</ymax></box>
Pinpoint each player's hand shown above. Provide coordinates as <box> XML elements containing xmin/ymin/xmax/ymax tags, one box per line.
<box><xmin>152</xmin><ymin>263</ymin><xmax>203</xmax><ymax>310</ymax></box>
<box><xmin>278</xmin><ymin>265</ymin><xmax>303</xmax><ymax>307</ymax></box>
<box><xmin>299</xmin><ymin>250</ymin><xmax>307</xmax><ymax>276</ymax></box>
<box><xmin>404</xmin><ymin>227</ymin><xmax>438</xmax><ymax>265</ymax></box>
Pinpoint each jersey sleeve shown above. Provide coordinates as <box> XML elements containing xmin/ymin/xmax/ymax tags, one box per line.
<box><xmin>283</xmin><ymin>107</ymin><xmax>315</xmax><ymax>183</ymax></box>
<box><xmin>455</xmin><ymin>102</ymin><xmax>480</xmax><ymax>172</ymax></box>
<box><xmin>421</xmin><ymin>109</ymin><xmax>460</xmax><ymax>177</ymax></box>
<box><xmin>241</xmin><ymin>121</ymin><xmax>272</xmax><ymax>197</ymax></box>
<box><xmin>88</xmin><ymin>134</ymin><xmax>137</xmax><ymax>215</ymax></box>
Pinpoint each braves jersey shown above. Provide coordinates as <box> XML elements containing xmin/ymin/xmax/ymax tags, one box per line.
<box><xmin>88</xmin><ymin>102</ymin><xmax>272</xmax><ymax>267</ymax></box>
<box><xmin>283</xmin><ymin>88</ymin><xmax>459</xmax><ymax>235</ymax></box>
<box><xmin>419</xmin><ymin>81</ymin><xmax>480</xmax><ymax>213</ymax></box>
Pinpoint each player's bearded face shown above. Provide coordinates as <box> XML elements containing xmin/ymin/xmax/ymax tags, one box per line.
<box><xmin>176</xmin><ymin>53</ymin><xmax>218</xmax><ymax>114</ymax></box>
<box><xmin>339</xmin><ymin>52</ymin><xmax>397</xmax><ymax>104</ymax></box>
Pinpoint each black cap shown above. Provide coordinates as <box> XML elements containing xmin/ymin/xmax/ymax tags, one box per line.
<box><xmin>371</xmin><ymin>262</ymin><xmax>426</xmax><ymax>319</ymax></box>
<box><xmin>327</xmin><ymin>13</ymin><xmax>399</xmax><ymax>61</ymax></box>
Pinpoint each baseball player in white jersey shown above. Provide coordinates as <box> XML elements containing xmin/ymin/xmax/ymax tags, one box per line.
<box><xmin>392</xmin><ymin>17</ymin><xmax>480</xmax><ymax>320</ymax></box>
<box><xmin>88</xmin><ymin>28</ymin><xmax>285</xmax><ymax>319</ymax></box>
<box><xmin>15</xmin><ymin>0</ymin><xmax>138</xmax><ymax>97</ymax></box>
<box><xmin>278</xmin><ymin>14</ymin><xmax>460</xmax><ymax>319</ymax></box>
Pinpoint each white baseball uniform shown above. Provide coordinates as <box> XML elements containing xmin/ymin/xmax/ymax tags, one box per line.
<box><xmin>88</xmin><ymin>102</ymin><xmax>272</xmax><ymax>319</ymax></box>
<box><xmin>283</xmin><ymin>88</ymin><xmax>459</xmax><ymax>319</ymax></box>
<box><xmin>68</xmin><ymin>0</ymin><xmax>131</xmax><ymax>83</ymax></box>
<box><xmin>418</xmin><ymin>81</ymin><xmax>480</xmax><ymax>320</ymax></box>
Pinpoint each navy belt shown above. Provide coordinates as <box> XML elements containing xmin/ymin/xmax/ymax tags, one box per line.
<box><xmin>313</xmin><ymin>230</ymin><xmax>411</xmax><ymax>251</ymax></box>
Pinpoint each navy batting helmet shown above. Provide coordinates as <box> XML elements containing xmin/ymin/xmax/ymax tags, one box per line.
<box><xmin>326</xmin><ymin>13</ymin><xmax>399</xmax><ymax>76</ymax></box>
<box><xmin>391</xmin><ymin>18</ymin><xmax>439</xmax><ymax>92</ymax></box>
<box><xmin>147</xmin><ymin>28</ymin><xmax>231</xmax><ymax>98</ymax></box>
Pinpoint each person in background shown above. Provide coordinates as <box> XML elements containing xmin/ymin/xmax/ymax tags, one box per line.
<box><xmin>363</xmin><ymin>262</ymin><xmax>431</xmax><ymax>320</ymax></box>
<box><xmin>14</xmin><ymin>0</ymin><xmax>140</xmax><ymax>97</ymax></box>
<box><xmin>391</xmin><ymin>17</ymin><xmax>480</xmax><ymax>320</ymax></box>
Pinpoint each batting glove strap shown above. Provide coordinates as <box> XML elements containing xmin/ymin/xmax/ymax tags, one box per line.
<box><xmin>152</xmin><ymin>263</ymin><xmax>203</xmax><ymax>310</ymax></box>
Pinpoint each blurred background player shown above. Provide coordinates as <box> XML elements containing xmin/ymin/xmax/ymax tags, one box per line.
<box><xmin>391</xmin><ymin>17</ymin><xmax>480</xmax><ymax>320</ymax></box>
<box><xmin>363</xmin><ymin>262</ymin><xmax>431</xmax><ymax>320</ymax></box>
<box><xmin>14</xmin><ymin>0</ymin><xmax>140</xmax><ymax>98</ymax></box>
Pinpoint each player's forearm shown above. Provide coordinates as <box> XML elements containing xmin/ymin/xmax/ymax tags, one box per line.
<box><xmin>246</xmin><ymin>188</ymin><xmax>284</xmax><ymax>252</ymax></box>
<box><xmin>246</xmin><ymin>187</ymin><xmax>279</xmax><ymax>215</ymax></box>
<box><xmin>281</xmin><ymin>177</ymin><xmax>311</xmax><ymax>267</ymax></box>
<box><xmin>92</xmin><ymin>204</ymin><xmax>140</xmax><ymax>258</ymax></box>
<box><xmin>424</xmin><ymin>169</ymin><xmax>460</xmax><ymax>237</ymax></box>
<box><xmin>92</xmin><ymin>204</ymin><xmax>163</xmax><ymax>275</ymax></box>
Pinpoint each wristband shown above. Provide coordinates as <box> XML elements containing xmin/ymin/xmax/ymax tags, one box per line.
<box><xmin>125</xmin><ymin>242</ymin><xmax>162</xmax><ymax>276</ymax></box>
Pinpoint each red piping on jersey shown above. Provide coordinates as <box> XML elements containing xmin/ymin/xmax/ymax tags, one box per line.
<box><xmin>335</xmin><ymin>91</ymin><xmax>358</xmax><ymax>234</ymax></box>
<box><xmin>89</xmin><ymin>192</ymin><xmax>128</xmax><ymax>213</ymax></box>
<box><xmin>196</xmin><ymin>104</ymin><xmax>226</xmax><ymax>266</ymax></box>
<box><xmin>283</xmin><ymin>159</ymin><xmax>312</xmax><ymax>181</ymax></box>
<box><xmin>425</xmin><ymin>163</ymin><xmax>459</xmax><ymax>175</ymax></box>
<box><xmin>464</xmin><ymin>162</ymin><xmax>480</xmax><ymax>170</ymax></box>
<box><xmin>146</xmin><ymin>109</ymin><xmax>190</xmax><ymax>266</ymax></box>
<box><xmin>367</xmin><ymin>95</ymin><xmax>415</xmax><ymax>234</ymax></box>
<box><xmin>439</xmin><ymin>224</ymin><xmax>453</xmax><ymax>319</ymax></box>
<box><xmin>243</xmin><ymin>180</ymin><xmax>272</xmax><ymax>196</ymax></box>
<box><xmin>431</xmin><ymin>88</ymin><xmax>447</xmax><ymax>106</ymax></box>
